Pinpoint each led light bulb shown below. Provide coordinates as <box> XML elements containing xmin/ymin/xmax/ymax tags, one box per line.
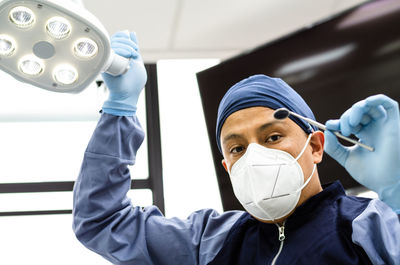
<box><xmin>53</xmin><ymin>64</ymin><xmax>78</xmax><ymax>85</ymax></box>
<box><xmin>0</xmin><ymin>35</ymin><xmax>16</xmax><ymax>56</ymax></box>
<box><xmin>19</xmin><ymin>55</ymin><xmax>43</xmax><ymax>76</ymax></box>
<box><xmin>73</xmin><ymin>38</ymin><xmax>98</xmax><ymax>59</ymax></box>
<box><xmin>46</xmin><ymin>17</ymin><xmax>71</xmax><ymax>39</ymax></box>
<box><xmin>9</xmin><ymin>6</ymin><xmax>35</xmax><ymax>28</ymax></box>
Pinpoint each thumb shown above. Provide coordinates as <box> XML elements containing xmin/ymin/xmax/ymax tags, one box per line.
<box><xmin>366</xmin><ymin>94</ymin><xmax>399</xmax><ymax>121</ymax></box>
<box><xmin>130</xmin><ymin>32</ymin><xmax>138</xmax><ymax>45</ymax></box>
<box><xmin>324</xmin><ymin>130</ymin><xmax>349</xmax><ymax>167</ymax></box>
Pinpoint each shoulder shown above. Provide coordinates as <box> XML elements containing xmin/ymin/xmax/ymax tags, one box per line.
<box><xmin>337</xmin><ymin>196</ymin><xmax>398</xmax><ymax>223</ymax></box>
<box><xmin>336</xmin><ymin>194</ymin><xmax>373</xmax><ymax>221</ymax></box>
<box><xmin>352</xmin><ymin>198</ymin><xmax>399</xmax><ymax>228</ymax></box>
<box><xmin>351</xmin><ymin>199</ymin><xmax>400</xmax><ymax>265</ymax></box>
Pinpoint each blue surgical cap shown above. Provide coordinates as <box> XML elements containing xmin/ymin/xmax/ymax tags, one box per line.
<box><xmin>216</xmin><ymin>74</ymin><xmax>317</xmax><ymax>153</ymax></box>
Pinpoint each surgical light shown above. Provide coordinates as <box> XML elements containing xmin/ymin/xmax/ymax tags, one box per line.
<box><xmin>53</xmin><ymin>64</ymin><xmax>78</xmax><ymax>85</ymax></box>
<box><xmin>9</xmin><ymin>6</ymin><xmax>35</xmax><ymax>28</ymax></box>
<box><xmin>19</xmin><ymin>55</ymin><xmax>44</xmax><ymax>76</ymax></box>
<box><xmin>74</xmin><ymin>38</ymin><xmax>98</xmax><ymax>59</ymax></box>
<box><xmin>0</xmin><ymin>34</ymin><xmax>16</xmax><ymax>56</ymax></box>
<box><xmin>46</xmin><ymin>16</ymin><xmax>71</xmax><ymax>39</ymax></box>
<box><xmin>0</xmin><ymin>0</ymin><xmax>130</xmax><ymax>93</ymax></box>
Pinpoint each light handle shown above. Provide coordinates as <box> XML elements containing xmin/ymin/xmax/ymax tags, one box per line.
<box><xmin>103</xmin><ymin>51</ymin><xmax>130</xmax><ymax>76</ymax></box>
<box><xmin>103</xmin><ymin>30</ymin><xmax>130</xmax><ymax>76</ymax></box>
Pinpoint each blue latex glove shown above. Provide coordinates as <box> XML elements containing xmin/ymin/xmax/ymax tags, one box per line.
<box><xmin>324</xmin><ymin>94</ymin><xmax>400</xmax><ymax>213</ymax></box>
<box><xmin>102</xmin><ymin>31</ymin><xmax>147</xmax><ymax>116</ymax></box>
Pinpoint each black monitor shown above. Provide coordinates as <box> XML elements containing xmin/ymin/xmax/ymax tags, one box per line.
<box><xmin>197</xmin><ymin>0</ymin><xmax>400</xmax><ymax>211</ymax></box>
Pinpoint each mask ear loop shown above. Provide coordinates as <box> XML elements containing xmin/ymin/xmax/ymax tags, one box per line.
<box><xmin>294</xmin><ymin>131</ymin><xmax>317</xmax><ymax>192</ymax></box>
<box><xmin>295</xmin><ymin>163</ymin><xmax>316</xmax><ymax>193</ymax></box>
<box><xmin>294</xmin><ymin>133</ymin><xmax>313</xmax><ymax>161</ymax></box>
<box><xmin>275</xmin><ymin>132</ymin><xmax>315</xmax><ymax>196</ymax></box>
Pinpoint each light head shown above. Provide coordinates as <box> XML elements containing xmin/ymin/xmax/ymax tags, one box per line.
<box><xmin>0</xmin><ymin>0</ymin><xmax>129</xmax><ymax>93</ymax></box>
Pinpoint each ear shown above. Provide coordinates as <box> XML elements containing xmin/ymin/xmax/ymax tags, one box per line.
<box><xmin>221</xmin><ymin>159</ymin><xmax>229</xmax><ymax>173</ymax></box>
<box><xmin>310</xmin><ymin>131</ymin><xmax>324</xmax><ymax>164</ymax></box>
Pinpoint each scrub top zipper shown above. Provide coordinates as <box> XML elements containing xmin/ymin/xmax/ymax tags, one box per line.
<box><xmin>271</xmin><ymin>220</ymin><xmax>286</xmax><ymax>265</ymax></box>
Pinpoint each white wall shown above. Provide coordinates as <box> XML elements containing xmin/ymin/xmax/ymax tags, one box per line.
<box><xmin>157</xmin><ymin>59</ymin><xmax>223</xmax><ymax>218</ymax></box>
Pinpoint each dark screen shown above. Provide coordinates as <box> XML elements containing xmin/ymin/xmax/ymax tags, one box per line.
<box><xmin>196</xmin><ymin>0</ymin><xmax>400</xmax><ymax>211</ymax></box>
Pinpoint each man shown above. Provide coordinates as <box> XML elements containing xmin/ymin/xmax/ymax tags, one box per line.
<box><xmin>73</xmin><ymin>32</ymin><xmax>400</xmax><ymax>264</ymax></box>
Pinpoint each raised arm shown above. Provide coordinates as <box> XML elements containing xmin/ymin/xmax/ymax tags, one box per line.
<box><xmin>72</xmin><ymin>31</ymin><xmax>243</xmax><ymax>265</ymax></box>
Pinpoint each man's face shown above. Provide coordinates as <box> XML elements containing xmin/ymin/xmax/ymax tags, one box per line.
<box><xmin>220</xmin><ymin>106</ymin><xmax>324</xmax><ymax>222</ymax></box>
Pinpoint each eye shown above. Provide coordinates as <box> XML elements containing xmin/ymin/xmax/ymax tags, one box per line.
<box><xmin>230</xmin><ymin>145</ymin><xmax>245</xmax><ymax>154</ymax></box>
<box><xmin>266</xmin><ymin>134</ymin><xmax>281</xmax><ymax>143</ymax></box>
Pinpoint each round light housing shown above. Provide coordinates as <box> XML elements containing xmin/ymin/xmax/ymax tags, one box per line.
<box><xmin>73</xmin><ymin>38</ymin><xmax>98</xmax><ymax>59</ymax></box>
<box><xmin>0</xmin><ymin>35</ymin><xmax>16</xmax><ymax>56</ymax></box>
<box><xmin>53</xmin><ymin>64</ymin><xmax>78</xmax><ymax>85</ymax></box>
<box><xmin>19</xmin><ymin>55</ymin><xmax>44</xmax><ymax>76</ymax></box>
<box><xmin>46</xmin><ymin>16</ymin><xmax>71</xmax><ymax>40</ymax></box>
<box><xmin>9</xmin><ymin>6</ymin><xmax>35</xmax><ymax>28</ymax></box>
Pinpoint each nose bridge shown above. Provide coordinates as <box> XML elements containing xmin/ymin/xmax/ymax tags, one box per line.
<box><xmin>246</xmin><ymin>129</ymin><xmax>264</xmax><ymax>146</ymax></box>
<box><xmin>248</xmin><ymin>136</ymin><xmax>260</xmax><ymax>146</ymax></box>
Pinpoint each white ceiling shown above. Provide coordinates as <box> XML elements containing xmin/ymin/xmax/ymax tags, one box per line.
<box><xmin>84</xmin><ymin>0</ymin><xmax>367</xmax><ymax>62</ymax></box>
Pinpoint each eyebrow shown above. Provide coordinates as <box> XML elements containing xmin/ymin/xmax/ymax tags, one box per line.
<box><xmin>222</xmin><ymin>120</ymin><xmax>283</xmax><ymax>145</ymax></box>
<box><xmin>256</xmin><ymin>120</ymin><xmax>283</xmax><ymax>134</ymax></box>
<box><xmin>222</xmin><ymin>133</ymin><xmax>244</xmax><ymax>145</ymax></box>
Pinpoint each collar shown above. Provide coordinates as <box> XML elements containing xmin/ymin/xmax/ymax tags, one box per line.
<box><xmin>245</xmin><ymin>181</ymin><xmax>347</xmax><ymax>226</ymax></box>
<box><xmin>290</xmin><ymin>180</ymin><xmax>346</xmax><ymax>218</ymax></box>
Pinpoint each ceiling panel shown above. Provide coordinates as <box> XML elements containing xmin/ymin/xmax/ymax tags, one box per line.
<box><xmin>175</xmin><ymin>0</ymin><xmax>333</xmax><ymax>50</ymax></box>
<box><xmin>81</xmin><ymin>0</ymin><xmax>369</xmax><ymax>62</ymax></box>
<box><xmin>83</xmin><ymin>0</ymin><xmax>179</xmax><ymax>50</ymax></box>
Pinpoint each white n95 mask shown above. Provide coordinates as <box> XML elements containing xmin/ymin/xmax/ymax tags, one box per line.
<box><xmin>229</xmin><ymin>134</ymin><xmax>316</xmax><ymax>222</ymax></box>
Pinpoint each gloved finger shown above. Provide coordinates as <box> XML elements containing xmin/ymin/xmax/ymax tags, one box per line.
<box><xmin>326</xmin><ymin>118</ymin><xmax>362</xmax><ymax>137</ymax></box>
<box><xmin>111</xmin><ymin>43</ymin><xmax>138</xmax><ymax>59</ymax></box>
<box><xmin>347</xmin><ymin>101</ymin><xmax>381</xmax><ymax>127</ymax></box>
<box><xmin>111</xmin><ymin>47</ymin><xmax>135</xmax><ymax>58</ymax></box>
<box><xmin>111</xmin><ymin>37</ymin><xmax>139</xmax><ymax>51</ymax></box>
<box><xmin>351</xmin><ymin>114</ymin><xmax>371</xmax><ymax>135</ymax></box>
<box><xmin>127</xmin><ymin>49</ymin><xmax>140</xmax><ymax>61</ymax></box>
<box><xmin>324</xmin><ymin>130</ymin><xmax>349</xmax><ymax>166</ymax></box>
<box><xmin>325</xmin><ymin>119</ymin><xmax>340</xmax><ymax>131</ymax></box>
<box><xmin>348</xmin><ymin>100</ymin><xmax>369</xmax><ymax>127</ymax></box>
<box><xmin>351</xmin><ymin>124</ymin><xmax>363</xmax><ymax>135</ymax></box>
<box><xmin>360</xmin><ymin>114</ymin><xmax>371</xmax><ymax>125</ymax></box>
<box><xmin>339</xmin><ymin>110</ymin><xmax>353</xmax><ymax>136</ymax></box>
<box><xmin>130</xmin><ymin>32</ymin><xmax>139</xmax><ymax>45</ymax></box>
<box><xmin>110</xmin><ymin>45</ymin><xmax>136</xmax><ymax>58</ymax></box>
<box><xmin>112</xmin><ymin>31</ymin><xmax>131</xmax><ymax>39</ymax></box>
<box><xmin>349</xmin><ymin>105</ymin><xmax>384</xmax><ymax>131</ymax></box>
<box><xmin>367</xmin><ymin>104</ymin><xmax>386</xmax><ymax>121</ymax></box>
<box><xmin>365</xmin><ymin>94</ymin><xmax>400</xmax><ymax>120</ymax></box>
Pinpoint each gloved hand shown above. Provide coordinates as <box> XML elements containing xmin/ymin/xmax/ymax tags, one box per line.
<box><xmin>324</xmin><ymin>94</ymin><xmax>400</xmax><ymax>213</ymax></box>
<box><xmin>102</xmin><ymin>31</ymin><xmax>147</xmax><ymax>116</ymax></box>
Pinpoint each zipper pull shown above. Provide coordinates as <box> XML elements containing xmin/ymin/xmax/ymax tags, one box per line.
<box><xmin>278</xmin><ymin>223</ymin><xmax>285</xmax><ymax>241</ymax></box>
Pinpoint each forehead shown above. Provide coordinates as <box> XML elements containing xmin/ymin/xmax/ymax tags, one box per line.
<box><xmin>220</xmin><ymin>106</ymin><xmax>302</xmax><ymax>136</ymax></box>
